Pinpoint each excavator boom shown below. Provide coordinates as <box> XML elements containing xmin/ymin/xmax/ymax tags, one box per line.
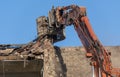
<box><xmin>48</xmin><ymin>5</ymin><xmax>120</xmax><ymax>77</ymax></box>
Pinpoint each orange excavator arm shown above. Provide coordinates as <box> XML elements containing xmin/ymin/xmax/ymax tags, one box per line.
<box><xmin>48</xmin><ymin>5</ymin><xmax>120</xmax><ymax>77</ymax></box>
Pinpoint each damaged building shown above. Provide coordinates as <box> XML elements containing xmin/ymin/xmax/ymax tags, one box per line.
<box><xmin>0</xmin><ymin>5</ymin><xmax>120</xmax><ymax>77</ymax></box>
<box><xmin>0</xmin><ymin>15</ymin><xmax>119</xmax><ymax>77</ymax></box>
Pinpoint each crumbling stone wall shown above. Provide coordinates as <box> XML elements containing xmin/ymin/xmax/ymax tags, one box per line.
<box><xmin>0</xmin><ymin>46</ymin><xmax>120</xmax><ymax>77</ymax></box>
<box><xmin>36</xmin><ymin>16</ymin><xmax>65</xmax><ymax>77</ymax></box>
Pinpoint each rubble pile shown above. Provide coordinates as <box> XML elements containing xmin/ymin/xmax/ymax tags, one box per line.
<box><xmin>0</xmin><ymin>16</ymin><xmax>54</xmax><ymax>60</ymax></box>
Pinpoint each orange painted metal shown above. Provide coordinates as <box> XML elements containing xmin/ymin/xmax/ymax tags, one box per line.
<box><xmin>81</xmin><ymin>16</ymin><xmax>97</xmax><ymax>41</ymax></box>
<box><xmin>49</xmin><ymin>5</ymin><xmax>120</xmax><ymax>77</ymax></box>
<box><xmin>86</xmin><ymin>52</ymin><xmax>92</xmax><ymax>58</ymax></box>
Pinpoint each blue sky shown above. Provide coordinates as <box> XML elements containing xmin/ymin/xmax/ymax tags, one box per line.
<box><xmin>0</xmin><ymin>0</ymin><xmax>120</xmax><ymax>46</ymax></box>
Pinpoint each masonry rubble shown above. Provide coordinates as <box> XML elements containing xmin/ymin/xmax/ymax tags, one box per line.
<box><xmin>0</xmin><ymin>15</ymin><xmax>66</xmax><ymax>77</ymax></box>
